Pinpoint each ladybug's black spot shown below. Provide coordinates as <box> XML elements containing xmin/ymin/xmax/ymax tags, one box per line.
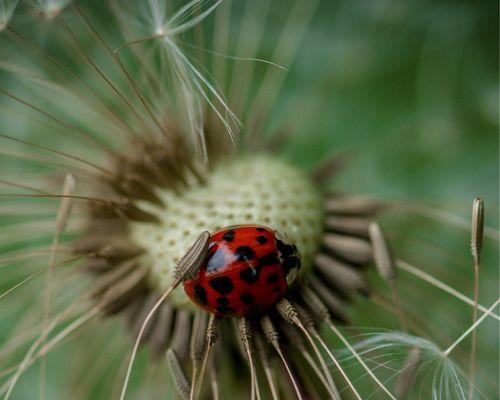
<box><xmin>256</xmin><ymin>227</ymin><xmax>266</xmax><ymax>232</ymax></box>
<box><xmin>256</xmin><ymin>235</ymin><xmax>268</xmax><ymax>245</ymax></box>
<box><xmin>194</xmin><ymin>285</ymin><xmax>207</xmax><ymax>305</ymax></box>
<box><xmin>235</xmin><ymin>246</ymin><xmax>256</xmax><ymax>261</ymax></box>
<box><xmin>240</xmin><ymin>293</ymin><xmax>254</xmax><ymax>304</ymax></box>
<box><xmin>282</xmin><ymin>256</ymin><xmax>298</xmax><ymax>274</ymax></box>
<box><xmin>267</xmin><ymin>273</ymin><xmax>279</xmax><ymax>284</ymax></box>
<box><xmin>239</xmin><ymin>267</ymin><xmax>260</xmax><ymax>284</ymax></box>
<box><xmin>209</xmin><ymin>276</ymin><xmax>234</xmax><ymax>295</ymax></box>
<box><xmin>277</xmin><ymin>240</ymin><xmax>295</xmax><ymax>257</ymax></box>
<box><xmin>216</xmin><ymin>297</ymin><xmax>229</xmax><ymax>306</ymax></box>
<box><xmin>206</xmin><ymin>248</ymin><xmax>226</xmax><ymax>273</ymax></box>
<box><xmin>259</xmin><ymin>252</ymin><xmax>279</xmax><ymax>267</ymax></box>
<box><xmin>217</xmin><ymin>306</ymin><xmax>235</xmax><ymax>315</ymax></box>
<box><xmin>222</xmin><ymin>230</ymin><xmax>235</xmax><ymax>242</ymax></box>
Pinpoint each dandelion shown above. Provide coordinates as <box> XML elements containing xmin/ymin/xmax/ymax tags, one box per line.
<box><xmin>0</xmin><ymin>1</ymin><xmax>498</xmax><ymax>399</ymax></box>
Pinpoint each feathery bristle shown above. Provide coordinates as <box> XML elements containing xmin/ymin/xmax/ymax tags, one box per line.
<box><xmin>166</xmin><ymin>348</ymin><xmax>191</xmax><ymax>400</ymax></box>
<box><xmin>470</xmin><ymin>197</ymin><xmax>484</xmax><ymax>266</ymax></box>
<box><xmin>394</xmin><ymin>346</ymin><xmax>422</xmax><ymax>398</ymax></box>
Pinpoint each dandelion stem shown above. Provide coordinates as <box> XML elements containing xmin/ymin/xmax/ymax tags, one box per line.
<box><xmin>2</xmin><ymin>303</ymin><xmax>98</xmax><ymax>398</ymax></box>
<box><xmin>310</xmin><ymin>330</ymin><xmax>358</xmax><ymax>400</ymax></box>
<box><xmin>118</xmin><ymin>227</ymin><xmax>209</xmax><ymax>399</ymax></box>
<box><xmin>275</xmin><ymin>346</ymin><xmax>304</xmax><ymax>400</ymax></box>
<box><xmin>396</xmin><ymin>260</ymin><xmax>500</xmax><ymax>321</ymax></box>
<box><xmin>468</xmin><ymin>197</ymin><xmax>484</xmax><ymax>400</ymax></box>
<box><xmin>468</xmin><ymin>259</ymin><xmax>479</xmax><ymax>400</ymax></box>
<box><xmin>118</xmin><ymin>285</ymin><xmax>176</xmax><ymax>400</ymax></box>
<box><xmin>443</xmin><ymin>298</ymin><xmax>499</xmax><ymax>356</ymax></box>
<box><xmin>40</xmin><ymin>174</ymin><xmax>75</xmax><ymax>400</ymax></box>
<box><xmin>209</xmin><ymin>365</ymin><xmax>220</xmax><ymax>400</ymax></box>
<box><xmin>296</xmin><ymin>323</ymin><xmax>340</xmax><ymax>398</ymax></box>
<box><xmin>301</xmin><ymin>344</ymin><xmax>339</xmax><ymax>399</ymax></box>
<box><xmin>326</xmin><ymin>321</ymin><xmax>397</xmax><ymax>400</ymax></box>
<box><xmin>0</xmin><ymin>269</ymin><xmax>45</xmax><ymax>301</ymax></box>
<box><xmin>391</xmin><ymin>202</ymin><xmax>498</xmax><ymax>241</ymax></box>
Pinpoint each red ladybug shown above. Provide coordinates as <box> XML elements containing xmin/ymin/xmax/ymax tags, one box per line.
<box><xmin>183</xmin><ymin>225</ymin><xmax>301</xmax><ymax>317</ymax></box>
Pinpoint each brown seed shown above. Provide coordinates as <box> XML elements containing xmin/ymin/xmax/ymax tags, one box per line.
<box><xmin>92</xmin><ymin>259</ymin><xmax>139</xmax><ymax>297</ymax></box>
<box><xmin>84</xmin><ymin>257</ymin><xmax>112</xmax><ymax>273</ymax></box>
<box><xmin>307</xmin><ymin>276</ymin><xmax>349</xmax><ymax>323</ymax></box>
<box><xmin>313</xmin><ymin>253</ymin><xmax>369</xmax><ymax>297</ymax></box>
<box><xmin>171</xmin><ymin>310</ymin><xmax>193</xmax><ymax>363</ymax></box>
<box><xmin>254</xmin><ymin>332</ymin><xmax>280</xmax><ymax>400</ymax></box>
<box><xmin>190</xmin><ymin>311</ymin><xmax>208</xmax><ymax>363</ymax></box>
<box><xmin>369</xmin><ymin>222</ymin><xmax>396</xmax><ymax>283</ymax></box>
<box><xmin>471</xmin><ymin>197</ymin><xmax>484</xmax><ymax>265</ymax></box>
<box><xmin>280</xmin><ymin>321</ymin><xmax>304</xmax><ymax>346</ymax></box>
<box><xmin>232</xmin><ymin>318</ymin><xmax>249</xmax><ymax>361</ymax></box>
<box><xmin>275</xmin><ymin>298</ymin><xmax>299</xmax><ymax>325</ymax></box>
<box><xmin>113</xmin><ymin>198</ymin><xmax>160</xmax><ymax>223</ymax></box>
<box><xmin>276</xmin><ymin>300</ymin><xmax>340</xmax><ymax>400</ymax></box>
<box><xmin>206</xmin><ymin>314</ymin><xmax>221</xmax><ymax>346</ymax></box>
<box><xmin>298</xmin><ymin>283</ymin><xmax>331</xmax><ymax>323</ymax></box>
<box><xmin>260</xmin><ymin>315</ymin><xmax>280</xmax><ymax>346</ymax></box>
<box><xmin>280</xmin><ymin>321</ymin><xmax>340</xmax><ymax>400</ymax></box>
<box><xmin>291</xmin><ymin>301</ymin><xmax>315</xmax><ymax>330</ymax></box>
<box><xmin>109</xmin><ymin>172</ymin><xmax>163</xmax><ymax>205</ymax></box>
<box><xmin>149</xmin><ymin>303</ymin><xmax>175</xmax><ymax>358</ymax></box>
<box><xmin>73</xmin><ymin>236</ymin><xmax>111</xmax><ymax>255</ymax></box>
<box><xmin>237</xmin><ymin>317</ymin><xmax>254</xmax><ymax>346</ymax></box>
<box><xmin>173</xmin><ymin>231</ymin><xmax>210</xmax><ymax>282</ymax></box>
<box><xmin>325</xmin><ymin>215</ymin><xmax>371</xmax><ymax>237</ymax></box>
<box><xmin>237</xmin><ymin>317</ymin><xmax>260</xmax><ymax>400</ymax></box>
<box><xmin>125</xmin><ymin>292</ymin><xmax>147</xmax><ymax>329</ymax></box>
<box><xmin>98</xmin><ymin>266</ymin><xmax>149</xmax><ymax>314</ymax></box>
<box><xmin>323</xmin><ymin>233</ymin><xmax>372</xmax><ymax>265</ymax></box>
<box><xmin>96</xmin><ymin>239</ymin><xmax>143</xmax><ymax>262</ymax></box>
<box><xmin>133</xmin><ymin>293</ymin><xmax>161</xmax><ymax>346</ymax></box>
<box><xmin>166</xmin><ymin>348</ymin><xmax>191</xmax><ymax>400</ymax></box>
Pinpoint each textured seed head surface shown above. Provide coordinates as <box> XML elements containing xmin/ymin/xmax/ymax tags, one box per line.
<box><xmin>129</xmin><ymin>155</ymin><xmax>324</xmax><ymax>307</ymax></box>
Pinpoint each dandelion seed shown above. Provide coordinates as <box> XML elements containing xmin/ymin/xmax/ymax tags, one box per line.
<box><xmin>468</xmin><ymin>197</ymin><xmax>484</xmax><ymax>400</ymax></box>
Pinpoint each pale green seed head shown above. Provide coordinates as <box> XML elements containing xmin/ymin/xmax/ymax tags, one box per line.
<box><xmin>129</xmin><ymin>155</ymin><xmax>324</xmax><ymax>307</ymax></box>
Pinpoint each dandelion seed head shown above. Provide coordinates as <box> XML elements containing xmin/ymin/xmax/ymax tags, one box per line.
<box><xmin>129</xmin><ymin>155</ymin><xmax>324</xmax><ymax>306</ymax></box>
<box><xmin>339</xmin><ymin>331</ymin><xmax>482</xmax><ymax>400</ymax></box>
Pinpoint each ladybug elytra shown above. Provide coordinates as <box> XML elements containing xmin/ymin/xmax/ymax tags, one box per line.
<box><xmin>183</xmin><ymin>225</ymin><xmax>301</xmax><ymax>317</ymax></box>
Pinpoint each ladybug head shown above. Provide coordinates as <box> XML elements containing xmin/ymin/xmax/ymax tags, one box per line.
<box><xmin>274</xmin><ymin>231</ymin><xmax>301</xmax><ymax>285</ymax></box>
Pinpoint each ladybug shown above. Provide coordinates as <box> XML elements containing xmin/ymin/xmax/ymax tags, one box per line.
<box><xmin>183</xmin><ymin>225</ymin><xmax>301</xmax><ymax>317</ymax></box>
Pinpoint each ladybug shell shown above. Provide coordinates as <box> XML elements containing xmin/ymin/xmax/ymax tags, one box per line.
<box><xmin>183</xmin><ymin>226</ymin><xmax>288</xmax><ymax>317</ymax></box>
